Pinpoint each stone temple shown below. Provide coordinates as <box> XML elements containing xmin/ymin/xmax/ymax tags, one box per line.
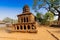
<box><xmin>11</xmin><ymin>5</ymin><xmax>37</xmax><ymax>33</ymax></box>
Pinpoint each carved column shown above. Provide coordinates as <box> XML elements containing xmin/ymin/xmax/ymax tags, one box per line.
<box><xmin>20</xmin><ymin>17</ymin><xmax>21</xmax><ymax>23</ymax></box>
<box><xmin>19</xmin><ymin>25</ymin><xmax>20</xmax><ymax>30</ymax></box>
<box><xmin>28</xmin><ymin>17</ymin><xmax>29</xmax><ymax>22</ymax></box>
<box><xmin>26</xmin><ymin>25</ymin><xmax>28</xmax><ymax>31</ymax></box>
<box><xmin>30</xmin><ymin>25</ymin><xmax>32</xmax><ymax>30</ymax></box>
<box><xmin>21</xmin><ymin>17</ymin><xmax>22</xmax><ymax>22</ymax></box>
<box><xmin>25</xmin><ymin>17</ymin><xmax>26</xmax><ymax>23</ymax></box>
<box><xmin>29</xmin><ymin>16</ymin><xmax>30</xmax><ymax>22</ymax></box>
<box><xmin>15</xmin><ymin>25</ymin><xmax>17</xmax><ymax>30</ymax></box>
<box><xmin>21</xmin><ymin>17</ymin><xmax>23</xmax><ymax>23</ymax></box>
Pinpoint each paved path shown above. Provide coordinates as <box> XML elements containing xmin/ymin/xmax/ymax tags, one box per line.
<box><xmin>0</xmin><ymin>27</ymin><xmax>56</xmax><ymax>40</ymax></box>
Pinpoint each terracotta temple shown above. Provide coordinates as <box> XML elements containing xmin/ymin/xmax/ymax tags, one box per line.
<box><xmin>11</xmin><ymin>5</ymin><xmax>37</xmax><ymax>33</ymax></box>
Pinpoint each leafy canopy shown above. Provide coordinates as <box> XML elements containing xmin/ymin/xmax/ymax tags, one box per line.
<box><xmin>33</xmin><ymin>0</ymin><xmax>60</xmax><ymax>14</ymax></box>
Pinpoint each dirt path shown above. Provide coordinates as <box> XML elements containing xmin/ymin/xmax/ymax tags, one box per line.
<box><xmin>44</xmin><ymin>27</ymin><xmax>60</xmax><ymax>40</ymax></box>
<box><xmin>0</xmin><ymin>27</ymin><xmax>56</xmax><ymax>40</ymax></box>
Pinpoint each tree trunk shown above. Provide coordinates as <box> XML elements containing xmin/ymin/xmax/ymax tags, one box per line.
<box><xmin>58</xmin><ymin>13</ymin><xmax>60</xmax><ymax>25</ymax></box>
<box><xmin>54</xmin><ymin>7</ymin><xmax>60</xmax><ymax>25</ymax></box>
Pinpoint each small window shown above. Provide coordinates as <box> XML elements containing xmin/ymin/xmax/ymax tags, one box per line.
<box><xmin>26</xmin><ymin>17</ymin><xmax>28</xmax><ymax>22</ymax></box>
<box><xmin>21</xmin><ymin>18</ymin><xmax>23</xmax><ymax>22</ymax></box>
<box><xmin>24</xmin><ymin>17</ymin><xmax>26</xmax><ymax>22</ymax></box>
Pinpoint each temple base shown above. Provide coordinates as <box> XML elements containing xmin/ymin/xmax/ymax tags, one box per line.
<box><xmin>6</xmin><ymin>29</ymin><xmax>37</xmax><ymax>33</ymax></box>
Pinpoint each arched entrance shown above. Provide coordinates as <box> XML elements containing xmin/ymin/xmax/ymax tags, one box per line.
<box><xmin>28</xmin><ymin>25</ymin><xmax>30</xmax><ymax>30</ymax></box>
<box><xmin>17</xmin><ymin>26</ymin><xmax>19</xmax><ymax>30</ymax></box>
<box><xmin>24</xmin><ymin>25</ymin><xmax>26</xmax><ymax>30</ymax></box>
<box><xmin>20</xmin><ymin>25</ymin><xmax>23</xmax><ymax>30</ymax></box>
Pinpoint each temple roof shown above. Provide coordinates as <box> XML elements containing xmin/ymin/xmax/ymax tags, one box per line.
<box><xmin>17</xmin><ymin>5</ymin><xmax>35</xmax><ymax>17</ymax></box>
<box><xmin>23</xmin><ymin>5</ymin><xmax>29</xmax><ymax>9</ymax></box>
<box><xmin>23</xmin><ymin>5</ymin><xmax>30</xmax><ymax>13</ymax></box>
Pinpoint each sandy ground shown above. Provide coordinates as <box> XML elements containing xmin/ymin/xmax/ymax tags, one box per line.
<box><xmin>0</xmin><ymin>27</ymin><xmax>57</xmax><ymax>40</ymax></box>
<box><xmin>45</xmin><ymin>27</ymin><xmax>60</xmax><ymax>40</ymax></box>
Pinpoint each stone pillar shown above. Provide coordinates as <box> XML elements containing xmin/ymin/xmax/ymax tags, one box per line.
<box><xmin>20</xmin><ymin>17</ymin><xmax>21</xmax><ymax>23</ymax></box>
<box><xmin>30</xmin><ymin>25</ymin><xmax>32</xmax><ymax>30</ymax></box>
<box><xmin>28</xmin><ymin>17</ymin><xmax>29</xmax><ymax>22</ymax></box>
<box><xmin>15</xmin><ymin>25</ymin><xmax>17</xmax><ymax>30</ymax></box>
<box><xmin>29</xmin><ymin>16</ymin><xmax>30</xmax><ymax>22</ymax></box>
<box><xmin>23</xmin><ymin>17</ymin><xmax>24</xmax><ymax>23</ymax></box>
<box><xmin>26</xmin><ymin>17</ymin><xmax>28</xmax><ymax>22</ymax></box>
<box><xmin>26</xmin><ymin>25</ymin><xmax>28</xmax><ymax>30</ymax></box>
<box><xmin>21</xmin><ymin>17</ymin><xmax>23</xmax><ymax>23</ymax></box>
<box><xmin>19</xmin><ymin>25</ymin><xmax>20</xmax><ymax>30</ymax></box>
<box><xmin>25</xmin><ymin>17</ymin><xmax>26</xmax><ymax>23</ymax></box>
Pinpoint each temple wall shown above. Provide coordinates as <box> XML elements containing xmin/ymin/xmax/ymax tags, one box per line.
<box><xmin>30</xmin><ymin>14</ymin><xmax>35</xmax><ymax>22</ymax></box>
<box><xmin>12</xmin><ymin>23</ymin><xmax>36</xmax><ymax>32</ymax></box>
<box><xmin>10</xmin><ymin>5</ymin><xmax>37</xmax><ymax>33</ymax></box>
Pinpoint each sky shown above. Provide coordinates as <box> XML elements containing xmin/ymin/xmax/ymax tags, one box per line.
<box><xmin>0</xmin><ymin>0</ymin><xmax>57</xmax><ymax>20</ymax></box>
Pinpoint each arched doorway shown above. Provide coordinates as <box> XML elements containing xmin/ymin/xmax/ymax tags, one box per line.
<box><xmin>24</xmin><ymin>25</ymin><xmax>26</xmax><ymax>30</ymax></box>
<box><xmin>32</xmin><ymin>25</ymin><xmax>35</xmax><ymax>29</ymax></box>
<box><xmin>20</xmin><ymin>25</ymin><xmax>23</xmax><ymax>30</ymax></box>
<box><xmin>28</xmin><ymin>25</ymin><xmax>30</xmax><ymax>29</ymax></box>
<box><xmin>17</xmin><ymin>26</ymin><xmax>19</xmax><ymax>30</ymax></box>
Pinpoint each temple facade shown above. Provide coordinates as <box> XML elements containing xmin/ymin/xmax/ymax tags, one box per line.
<box><xmin>12</xmin><ymin>5</ymin><xmax>37</xmax><ymax>33</ymax></box>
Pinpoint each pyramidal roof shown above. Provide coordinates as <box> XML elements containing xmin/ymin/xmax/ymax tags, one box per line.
<box><xmin>23</xmin><ymin>5</ymin><xmax>30</xmax><ymax>13</ymax></box>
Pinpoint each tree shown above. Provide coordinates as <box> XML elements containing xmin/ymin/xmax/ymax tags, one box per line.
<box><xmin>3</xmin><ymin>17</ymin><xmax>13</xmax><ymax>23</ymax></box>
<box><xmin>44</xmin><ymin>11</ymin><xmax>54</xmax><ymax>21</ymax></box>
<box><xmin>36</xmin><ymin>12</ymin><xmax>54</xmax><ymax>25</ymax></box>
<box><xmin>33</xmin><ymin>0</ymin><xmax>60</xmax><ymax>25</ymax></box>
<box><xmin>36</xmin><ymin>12</ymin><xmax>43</xmax><ymax>22</ymax></box>
<box><xmin>44</xmin><ymin>11</ymin><xmax>54</xmax><ymax>25</ymax></box>
<box><xmin>3</xmin><ymin>17</ymin><xmax>18</xmax><ymax>24</ymax></box>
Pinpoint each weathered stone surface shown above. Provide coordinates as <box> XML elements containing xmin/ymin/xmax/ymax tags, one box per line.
<box><xmin>10</xmin><ymin>5</ymin><xmax>37</xmax><ymax>33</ymax></box>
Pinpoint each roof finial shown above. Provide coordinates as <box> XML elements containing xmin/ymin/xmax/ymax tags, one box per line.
<box><xmin>23</xmin><ymin>5</ymin><xmax>30</xmax><ymax>13</ymax></box>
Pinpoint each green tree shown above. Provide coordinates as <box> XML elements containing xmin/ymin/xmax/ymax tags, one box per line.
<box><xmin>36</xmin><ymin>12</ymin><xmax>54</xmax><ymax>25</ymax></box>
<box><xmin>33</xmin><ymin>0</ymin><xmax>60</xmax><ymax>24</ymax></box>
<box><xmin>44</xmin><ymin>11</ymin><xmax>54</xmax><ymax>25</ymax></box>
<box><xmin>3</xmin><ymin>17</ymin><xmax>18</xmax><ymax>24</ymax></box>
<box><xmin>36</xmin><ymin>12</ymin><xmax>43</xmax><ymax>22</ymax></box>
<box><xmin>3</xmin><ymin>17</ymin><xmax>12</xmax><ymax>23</ymax></box>
<box><xmin>44</xmin><ymin>11</ymin><xmax>54</xmax><ymax>21</ymax></box>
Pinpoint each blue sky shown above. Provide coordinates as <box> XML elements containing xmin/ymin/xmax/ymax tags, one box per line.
<box><xmin>0</xmin><ymin>0</ymin><xmax>57</xmax><ymax>20</ymax></box>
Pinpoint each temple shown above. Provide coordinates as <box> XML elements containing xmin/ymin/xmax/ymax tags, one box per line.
<box><xmin>11</xmin><ymin>5</ymin><xmax>37</xmax><ymax>33</ymax></box>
